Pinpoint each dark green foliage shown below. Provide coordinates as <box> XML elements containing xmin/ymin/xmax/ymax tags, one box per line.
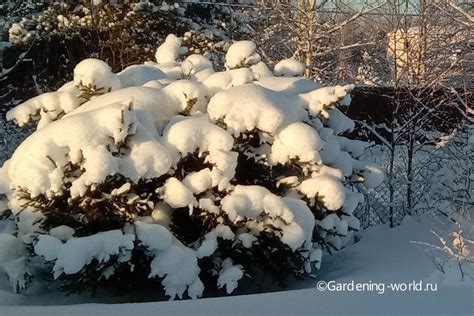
<box><xmin>203</xmin><ymin>232</ymin><xmax>307</xmax><ymax>290</ymax></box>
<box><xmin>58</xmin><ymin>245</ymin><xmax>161</xmax><ymax>300</ymax></box>
<box><xmin>170</xmin><ymin>207</ymin><xmax>219</xmax><ymax>245</ymax></box>
<box><xmin>175</xmin><ymin>152</ymin><xmax>213</xmax><ymax>180</ymax></box>
<box><xmin>18</xmin><ymin>174</ymin><xmax>160</xmax><ymax>236</ymax></box>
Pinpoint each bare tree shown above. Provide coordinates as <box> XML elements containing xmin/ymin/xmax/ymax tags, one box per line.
<box><xmin>254</xmin><ymin>0</ymin><xmax>387</xmax><ymax>80</ymax></box>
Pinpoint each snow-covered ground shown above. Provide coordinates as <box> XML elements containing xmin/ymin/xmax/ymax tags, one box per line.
<box><xmin>1</xmin><ymin>215</ymin><xmax>472</xmax><ymax>315</ymax></box>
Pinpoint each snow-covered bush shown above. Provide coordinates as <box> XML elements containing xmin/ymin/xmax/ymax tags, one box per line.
<box><xmin>0</xmin><ymin>35</ymin><xmax>383</xmax><ymax>300</ymax></box>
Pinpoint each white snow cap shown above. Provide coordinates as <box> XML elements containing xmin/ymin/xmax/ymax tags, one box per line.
<box><xmin>274</xmin><ymin>57</ymin><xmax>306</xmax><ymax>77</ymax></box>
<box><xmin>208</xmin><ymin>84</ymin><xmax>306</xmax><ymax>136</ymax></box>
<box><xmin>217</xmin><ymin>258</ymin><xmax>244</xmax><ymax>294</ymax></box>
<box><xmin>304</xmin><ymin>85</ymin><xmax>354</xmax><ymax>117</ymax></box>
<box><xmin>149</xmin><ymin>241</ymin><xmax>202</xmax><ymax>299</ymax></box>
<box><xmin>34</xmin><ymin>230</ymin><xmax>135</xmax><ymax>278</ymax></box>
<box><xmin>135</xmin><ymin>221</ymin><xmax>173</xmax><ymax>251</ymax></box>
<box><xmin>7</xmin><ymin>103</ymin><xmax>172</xmax><ymax>199</ymax></box>
<box><xmin>221</xmin><ymin>185</ymin><xmax>313</xmax><ymax>251</ymax></box>
<box><xmin>161</xmin><ymin>177</ymin><xmax>196</xmax><ymax>209</ymax></box>
<box><xmin>155</xmin><ymin>34</ymin><xmax>185</xmax><ymax>64</ymax></box>
<box><xmin>225</xmin><ymin>40</ymin><xmax>261</xmax><ymax>69</ymax></box>
<box><xmin>271</xmin><ymin>122</ymin><xmax>323</xmax><ymax>165</ymax></box>
<box><xmin>74</xmin><ymin>58</ymin><xmax>121</xmax><ymax>92</ymax></box>
<box><xmin>117</xmin><ymin>64</ymin><xmax>167</xmax><ymax>88</ymax></box>
<box><xmin>300</xmin><ymin>175</ymin><xmax>346</xmax><ymax>211</ymax></box>
<box><xmin>6</xmin><ymin>90</ymin><xmax>81</xmax><ymax>128</ymax></box>
<box><xmin>0</xmin><ymin>234</ymin><xmax>27</xmax><ymax>291</ymax></box>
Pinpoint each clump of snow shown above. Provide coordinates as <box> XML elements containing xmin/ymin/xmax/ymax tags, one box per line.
<box><xmin>66</xmin><ymin>82</ymin><xmax>209</xmax><ymax>132</ymax></box>
<box><xmin>221</xmin><ymin>185</ymin><xmax>315</xmax><ymax>251</ymax></box>
<box><xmin>155</xmin><ymin>34</ymin><xmax>186</xmax><ymax>64</ymax></box>
<box><xmin>282</xmin><ymin>198</ymin><xmax>315</xmax><ymax>252</ymax></box>
<box><xmin>221</xmin><ymin>185</ymin><xmax>293</xmax><ymax>223</ymax></box>
<box><xmin>135</xmin><ymin>221</ymin><xmax>173</xmax><ymax>251</ymax></box>
<box><xmin>49</xmin><ymin>226</ymin><xmax>75</xmax><ymax>241</ymax></box>
<box><xmin>237</xmin><ymin>233</ymin><xmax>258</xmax><ymax>248</ymax></box>
<box><xmin>256</xmin><ymin>77</ymin><xmax>321</xmax><ymax>94</ymax></box>
<box><xmin>196</xmin><ymin>224</ymin><xmax>234</xmax><ymax>258</ymax></box>
<box><xmin>319</xmin><ymin>134</ymin><xmax>341</xmax><ymax>164</ymax></box>
<box><xmin>74</xmin><ymin>58</ymin><xmax>121</xmax><ymax>92</ymax></box>
<box><xmin>149</xmin><ymin>241</ymin><xmax>202</xmax><ymax>299</ymax></box>
<box><xmin>274</xmin><ymin>57</ymin><xmax>306</xmax><ymax>77</ymax></box>
<box><xmin>303</xmin><ymin>85</ymin><xmax>354</xmax><ymax>117</ymax></box>
<box><xmin>161</xmin><ymin>177</ymin><xmax>196</xmax><ymax>209</ymax></box>
<box><xmin>300</xmin><ymin>175</ymin><xmax>346</xmax><ymax>211</ymax></box>
<box><xmin>217</xmin><ymin>258</ymin><xmax>244</xmax><ymax>294</ymax></box>
<box><xmin>6</xmin><ymin>91</ymin><xmax>81</xmax><ymax>128</ymax></box>
<box><xmin>34</xmin><ymin>235</ymin><xmax>63</xmax><ymax>261</ymax></box>
<box><xmin>271</xmin><ymin>122</ymin><xmax>323</xmax><ymax>165</ymax></box>
<box><xmin>117</xmin><ymin>65</ymin><xmax>167</xmax><ymax>88</ymax></box>
<box><xmin>181</xmin><ymin>54</ymin><xmax>214</xmax><ymax>80</ymax></box>
<box><xmin>326</xmin><ymin>108</ymin><xmax>355</xmax><ymax>134</ymax></box>
<box><xmin>202</xmin><ymin>68</ymin><xmax>255</xmax><ymax>97</ymax></box>
<box><xmin>225</xmin><ymin>40</ymin><xmax>261</xmax><ymax>69</ymax></box>
<box><xmin>250</xmin><ymin>61</ymin><xmax>273</xmax><ymax>80</ymax></box>
<box><xmin>0</xmin><ymin>234</ymin><xmax>27</xmax><ymax>291</ymax></box>
<box><xmin>207</xmin><ymin>84</ymin><xmax>306</xmax><ymax>136</ymax></box>
<box><xmin>163</xmin><ymin>116</ymin><xmax>237</xmax><ymax>191</ymax></box>
<box><xmin>183</xmin><ymin>169</ymin><xmax>213</xmax><ymax>194</ymax></box>
<box><xmin>6</xmin><ymin>103</ymin><xmax>171</xmax><ymax>200</ymax></box>
<box><xmin>35</xmin><ymin>230</ymin><xmax>135</xmax><ymax>278</ymax></box>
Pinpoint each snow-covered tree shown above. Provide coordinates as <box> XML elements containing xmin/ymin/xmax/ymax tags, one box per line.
<box><xmin>0</xmin><ymin>35</ymin><xmax>383</xmax><ymax>299</ymax></box>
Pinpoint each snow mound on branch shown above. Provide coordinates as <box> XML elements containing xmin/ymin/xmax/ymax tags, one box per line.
<box><xmin>161</xmin><ymin>177</ymin><xmax>196</xmax><ymax>209</ymax></box>
<box><xmin>343</xmin><ymin>189</ymin><xmax>364</xmax><ymax>215</ymax></box>
<box><xmin>149</xmin><ymin>241</ymin><xmax>202</xmax><ymax>299</ymax></box>
<box><xmin>49</xmin><ymin>226</ymin><xmax>75</xmax><ymax>241</ymax></box>
<box><xmin>0</xmin><ymin>234</ymin><xmax>27</xmax><ymax>291</ymax></box>
<box><xmin>6</xmin><ymin>103</ymin><xmax>171</xmax><ymax>199</ymax></box>
<box><xmin>302</xmin><ymin>85</ymin><xmax>354</xmax><ymax>116</ymax></box>
<box><xmin>271</xmin><ymin>122</ymin><xmax>323</xmax><ymax>165</ymax></box>
<box><xmin>256</xmin><ymin>77</ymin><xmax>321</xmax><ymax>94</ymax></box>
<box><xmin>319</xmin><ymin>134</ymin><xmax>341</xmax><ymax>164</ymax></box>
<box><xmin>163</xmin><ymin>116</ymin><xmax>237</xmax><ymax>191</ymax></box>
<box><xmin>117</xmin><ymin>65</ymin><xmax>168</xmax><ymax>88</ymax></box>
<box><xmin>74</xmin><ymin>58</ymin><xmax>121</xmax><ymax>92</ymax></box>
<box><xmin>221</xmin><ymin>185</ymin><xmax>294</xmax><ymax>223</ymax></box>
<box><xmin>196</xmin><ymin>224</ymin><xmax>235</xmax><ymax>258</ymax></box>
<box><xmin>208</xmin><ymin>84</ymin><xmax>306</xmax><ymax>135</ymax></box>
<box><xmin>65</xmin><ymin>82</ymin><xmax>208</xmax><ymax>132</ymax></box>
<box><xmin>281</xmin><ymin>198</ymin><xmax>315</xmax><ymax>252</ymax></box>
<box><xmin>217</xmin><ymin>259</ymin><xmax>244</xmax><ymax>294</ymax></box>
<box><xmin>202</xmin><ymin>68</ymin><xmax>255</xmax><ymax>97</ymax></box>
<box><xmin>155</xmin><ymin>34</ymin><xmax>185</xmax><ymax>64</ymax></box>
<box><xmin>330</xmin><ymin>151</ymin><xmax>354</xmax><ymax>177</ymax></box>
<box><xmin>34</xmin><ymin>235</ymin><xmax>63</xmax><ymax>261</ymax></box>
<box><xmin>300</xmin><ymin>175</ymin><xmax>346</xmax><ymax>211</ymax></box>
<box><xmin>250</xmin><ymin>61</ymin><xmax>273</xmax><ymax>80</ymax></box>
<box><xmin>221</xmin><ymin>185</ymin><xmax>314</xmax><ymax>251</ymax></box>
<box><xmin>274</xmin><ymin>57</ymin><xmax>306</xmax><ymax>77</ymax></box>
<box><xmin>164</xmin><ymin>116</ymin><xmax>234</xmax><ymax>157</ymax></box>
<box><xmin>135</xmin><ymin>221</ymin><xmax>173</xmax><ymax>251</ymax></box>
<box><xmin>6</xmin><ymin>91</ymin><xmax>81</xmax><ymax>128</ymax></box>
<box><xmin>34</xmin><ymin>230</ymin><xmax>135</xmax><ymax>278</ymax></box>
<box><xmin>225</xmin><ymin>40</ymin><xmax>261</xmax><ymax>69</ymax></box>
<box><xmin>326</xmin><ymin>108</ymin><xmax>355</xmax><ymax>134</ymax></box>
<box><xmin>181</xmin><ymin>54</ymin><xmax>214</xmax><ymax>80</ymax></box>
